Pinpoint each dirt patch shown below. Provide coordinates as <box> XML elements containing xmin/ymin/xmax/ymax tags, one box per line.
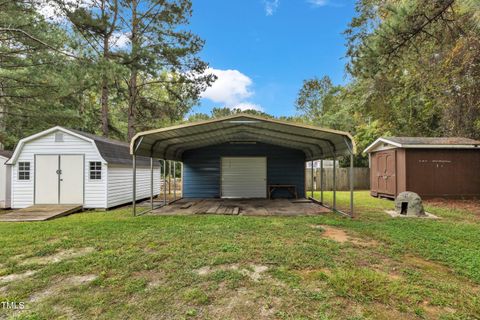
<box><xmin>132</xmin><ymin>270</ymin><xmax>164</xmax><ymax>289</ymax></box>
<box><xmin>195</xmin><ymin>266</ymin><xmax>213</xmax><ymax>276</ymax></box>
<box><xmin>425</xmin><ymin>198</ymin><xmax>480</xmax><ymax>215</ymax></box>
<box><xmin>195</xmin><ymin>264</ymin><xmax>269</xmax><ymax>282</ymax></box>
<box><xmin>319</xmin><ymin>225</ymin><xmax>349</xmax><ymax>243</ymax></box>
<box><xmin>240</xmin><ymin>265</ymin><xmax>268</xmax><ymax>282</ymax></box>
<box><xmin>52</xmin><ymin>305</ymin><xmax>79</xmax><ymax>319</ymax></box>
<box><xmin>67</xmin><ymin>275</ymin><xmax>97</xmax><ymax>286</ymax></box>
<box><xmin>205</xmin><ymin>285</ymin><xmax>281</xmax><ymax>319</ymax></box>
<box><xmin>421</xmin><ymin>301</ymin><xmax>456</xmax><ymax>318</ymax></box>
<box><xmin>312</xmin><ymin>225</ymin><xmax>379</xmax><ymax>247</ymax></box>
<box><xmin>363</xmin><ymin>302</ymin><xmax>416</xmax><ymax>320</ymax></box>
<box><xmin>0</xmin><ymin>270</ymin><xmax>37</xmax><ymax>283</ymax></box>
<box><xmin>20</xmin><ymin>247</ymin><xmax>95</xmax><ymax>266</ymax></box>
<box><xmin>404</xmin><ymin>256</ymin><xmax>451</xmax><ymax>275</ymax></box>
<box><xmin>30</xmin><ymin>274</ymin><xmax>98</xmax><ymax>302</ymax></box>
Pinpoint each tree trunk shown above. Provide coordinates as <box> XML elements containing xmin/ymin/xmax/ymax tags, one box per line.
<box><xmin>127</xmin><ymin>0</ymin><xmax>138</xmax><ymax>141</ymax></box>
<box><xmin>0</xmin><ymin>82</ymin><xmax>5</xmax><ymax>150</ymax></box>
<box><xmin>101</xmin><ymin>72</ymin><xmax>109</xmax><ymax>136</ymax></box>
<box><xmin>101</xmin><ymin>70</ymin><xmax>109</xmax><ymax>136</ymax></box>
<box><xmin>128</xmin><ymin>70</ymin><xmax>137</xmax><ymax>140</ymax></box>
<box><xmin>100</xmin><ymin>0</ymin><xmax>109</xmax><ymax>137</ymax></box>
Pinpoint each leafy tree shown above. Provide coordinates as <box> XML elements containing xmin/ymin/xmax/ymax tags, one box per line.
<box><xmin>117</xmin><ymin>0</ymin><xmax>215</xmax><ymax>140</ymax></box>
<box><xmin>0</xmin><ymin>0</ymin><xmax>216</xmax><ymax>148</ymax></box>
<box><xmin>188</xmin><ymin>107</ymin><xmax>274</xmax><ymax>121</ymax></box>
<box><xmin>295</xmin><ymin>76</ymin><xmax>338</xmax><ymax>119</ymax></box>
<box><xmin>56</xmin><ymin>0</ymin><xmax>121</xmax><ymax>137</ymax></box>
<box><xmin>0</xmin><ymin>1</ymin><xmax>92</xmax><ymax>149</ymax></box>
<box><xmin>344</xmin><ymin>0</ymin><xmax>480</xmax><ymax>139</ymax></box>
<box><xmin>211</xmin><ymin>107</ymin><xmax>273</xmax><ymax>118</ymax></box>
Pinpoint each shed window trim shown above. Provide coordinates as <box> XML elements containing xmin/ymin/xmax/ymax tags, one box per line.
<box><xmin>89</xmin><ymin>161</ymin><xmax>102</xmax><ymax>180</ymax></box>
<box><xmin>18</xmin><ymin>161</ymin><xmax>30</xmax><ymax>181</ymax></box>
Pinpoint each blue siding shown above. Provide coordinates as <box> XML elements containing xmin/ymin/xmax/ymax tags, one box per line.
<box><xmin>182</xmin><ymin>143</ymin><xmax>306</xmax><ymax>198</ymax></box>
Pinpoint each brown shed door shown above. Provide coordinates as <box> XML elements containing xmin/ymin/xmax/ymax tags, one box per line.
<box><xmin>375</xmin><ymin>150</ymin><xmax>396</xmax><ymax>196</ymax></box>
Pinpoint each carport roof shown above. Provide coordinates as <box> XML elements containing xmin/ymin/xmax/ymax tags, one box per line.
<box><xmin>130</xmin><ymin>114</ymin><xmax>355</xmax><ymax>161</ymax></box>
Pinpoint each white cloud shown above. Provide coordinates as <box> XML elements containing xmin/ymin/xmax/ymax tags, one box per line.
<box><xmin>233</xmin><ymin>103</ymin><xmax>264</xmax><ymax>112</ymax></box>
<box><xmin>201</xmin><ymin>68</ymin><xmax>264</xmax><ymax>112</ymax></box>
<box><xmin>264</xmin><ymin>0</ymin><xmax>279</xmax><ymax>16</ymax></box>
<box><xmin>37</xmin><ymin>0</ymin><xmax>93</xmax><ymax>22</ymax></box>
<box><xmin>307</xmin><ymin>0</ymin><xmax>328</xmax><ymax>7</ymax></box>
<box><xmin>307</xmin><ymin>0</ymin><xmax>344</xmax><ymax>8</ymax></box>
<box><xmin>36</xmin><ymin>1</ymin><xmax>64</xmax><ymax>22</ymax></box>
<box><xmin>201</xmin><ymin>68</ymin><xmax>254</xmax><ymax>105</ymax></box>
<box><xmin>110</xmin><ymin>32</ymin><xmax>130</xmax><ymax>49</ymax></box>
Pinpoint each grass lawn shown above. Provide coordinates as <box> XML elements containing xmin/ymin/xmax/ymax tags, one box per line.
<box><xmin>1</xmin><ymin>191</ymin><xmax>479</xmax><ymax>319</ymax></box>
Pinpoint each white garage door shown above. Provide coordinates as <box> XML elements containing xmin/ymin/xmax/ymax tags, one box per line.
<box><xmin>221</xmin><ymin>157</ymin><xmax>267</xmax><ymax>198</ymax></box>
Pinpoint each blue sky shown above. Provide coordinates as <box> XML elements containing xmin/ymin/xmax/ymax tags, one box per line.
<box><xmin>189</xmin><ymin>0</ymin><xmax>356</xmax><ymax>116</ymax></box>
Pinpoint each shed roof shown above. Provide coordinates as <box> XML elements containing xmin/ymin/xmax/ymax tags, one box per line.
<box><xmin>70</xmin><ymin>130</ymin><xmax>153</xmax><ymax>166</ymax></box>
<box><xmin>7</xmin><ymin>127</ymin><xmax>154</xmax><ymax>167</ymax></box>
<box><xmin>385</xmin><ymin>137</ymin><xmax>480</xmax><ymax>145</ymax></box>
<box><xmin>364</xmin><ymin>137</ymin><xmax>480</xmax><ymax>153</ymax></box>
<box><xmin>130</xmin><ymin>114</ymin><xmax>355</xmax><ymax>161</ymax></box>
<box><xmin>0</xmin><ymin>150</ymin><xmax>13</xmax><ymax>159</ymax></box>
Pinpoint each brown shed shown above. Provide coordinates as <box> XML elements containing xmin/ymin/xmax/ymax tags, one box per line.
<box><xmin>364</xmin><ymin>137</ymin><xmax>480</xmax><ymax>199</ymax></box>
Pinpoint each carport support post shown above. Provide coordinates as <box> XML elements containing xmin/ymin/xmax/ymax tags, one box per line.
<box><xmin>173</xmin><ymin>161</ymin><xmax>177</xmax><ymax>201</ymax></box>
<box><xmin>132</xmin><ymin>154</ymin><xmax>137</xmax><ymax>216</ymax></box>
<box><xmin>320</xmin><ymin>159</ymin><xmax>324</xmax><ymax>204</ymax></box>
<box><xmin>180</xmin><ymin>162</ymin><xmax>183</xmax><ymax>197</ymax></box>
<box><xmin>310</xmin><ymin>160</ymin><xmax>314</xmax><ymax>199</ymax></box>
<box><xmin>150</xmin><ymin>157</ymin><xmax>154</xmax><ymax>210</ymax></box>
<box><xmin>333</xmin><ymin>153</ymin><xmax>337</xmax><ymax>211</ymax></box>
<box><xmin>163</xmin><ymin>160</ymin><xmax>167</xmax><ymax>205</ymax></box>
<box><xmin>169</xmin><ymin>160</ymin><xmax>172</xmax><ymax>196</ymax></box>
<box><xmin>350</xmin><ymin>151</ymin><xmax>354</xmax><ymax>217</ymax></box>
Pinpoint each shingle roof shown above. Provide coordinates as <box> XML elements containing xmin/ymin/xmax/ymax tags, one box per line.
<box><xmin>364</xmin><ymin>136</ymin><xmax>480</xmax><ymax>154</ymax></box>
<box><xmin>384</xmin><ymin>137</ymin><xmax>480</xmax><ymax>145</ymax></box>
<box><xmin>70</xmin><ymin>129</ymin><xmax>157</xmax><ymax>167</ymax></box>
<box><xmin>0</xmin><ymin>150</ymin><xmax>13</xmax><ymax>159</ymax></box>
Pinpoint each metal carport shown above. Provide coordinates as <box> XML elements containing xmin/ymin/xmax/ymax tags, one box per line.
<box><xmin>130</xmin><ymin>114</ymin><xmax>356</xmax><ymax>216</ymax></box>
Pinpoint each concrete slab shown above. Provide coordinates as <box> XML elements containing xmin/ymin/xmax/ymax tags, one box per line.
<box><xmin>151</xmin><ymin>199</ymin><xmax>330</xmax><ymax>216</ymax></box>
<box><xmin>385</xmin><ymin>210</ymin><xmax>440</xmax><ymax>219</ymax></box>
<box><xmin>0</xmin><ymin>205</ymin><xmax>83</xmax><ymax>222</ymax></box>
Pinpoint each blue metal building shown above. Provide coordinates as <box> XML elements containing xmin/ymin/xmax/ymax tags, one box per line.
<box><xmin>182</xmin><ymin>143</ymin><xmax>306</xmax><ymax>198</ymax></box>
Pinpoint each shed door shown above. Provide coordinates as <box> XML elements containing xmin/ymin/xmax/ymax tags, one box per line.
<box><xmin>221</xmin><ymin>157</ymin><xmax>267</xmax><ymax>198</ymax></box>
<box><xmin>35</xmin><ymin>155</ymin><xmax>60</xmax><ymax>204</ymax></box>
<box><xmin>376</xmin><ymin>150</ymin><xmax>396</xmax><ymax>196</ymax></box>
<box><xmin>35</xmin><ymin>155</ymin><xmax>84</xmax><ymax>205</ymax></box>
<box><xmin>59</xmin><ymin>155</ymin><xmax>84</xmax><ymax>204</ymax></box>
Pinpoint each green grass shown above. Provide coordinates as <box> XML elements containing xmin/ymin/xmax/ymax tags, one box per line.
<box><xmin>0</xmin><ymin>191</ymin><xmax>479</xmax><ymax>319</ymax></box>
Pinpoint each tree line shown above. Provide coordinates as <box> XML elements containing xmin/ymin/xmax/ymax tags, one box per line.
<box><xmin>0</xmin><ymin>0</ymin><xmax>215</xmax><ymax>149</ymax></box>
<box><xmin>295</xmin><ymin>0</ymin><xmax>480</xmax><ymax>165</ymax></box>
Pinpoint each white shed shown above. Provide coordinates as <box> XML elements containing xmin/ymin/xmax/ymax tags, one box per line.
<box><xmin>6</xmin><ymin>127</ymin><xmax>160</xmax><ymax>209</ymax></box>
<box><xmin>0</xmin><ymin>150</ymin><xmax>13</xmax><ymax>209</ymax></box>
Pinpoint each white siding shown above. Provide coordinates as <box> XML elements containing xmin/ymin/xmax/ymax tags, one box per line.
<box><xmin>11</xmin><ymin>130</ymin><xmax>107</xmax><ymax>208</ymax></box>
<box><xmin>0</xmin><ymin>156</ymin><xmax>11</xmax><ymax>208</ymax></box>
<box><xmin>107</xmin><ymin>165</ymin><xmax>160</xmax><ymax>208</ymax></box>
